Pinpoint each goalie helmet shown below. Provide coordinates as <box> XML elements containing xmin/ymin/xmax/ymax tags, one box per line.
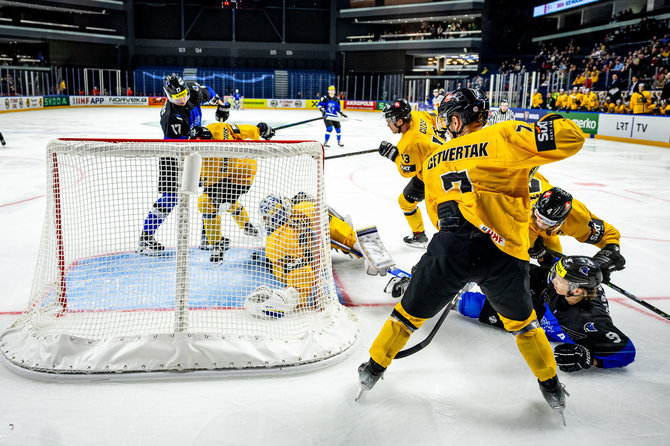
<box><xmin>533</xmin><ymin>187</ymin><xmax>572</xmax><ymax>228</ymax></box>
<box><xmin>549</xmin><ymin>256</ymin><xmax>603</xmax><ymax>292</ymax></box>
<box><xmin>437</xmin><ymin>88</ymin><xmax>489</xmax><ymax>136</ymax></box>
<box><xmin>187</xmin><ymin>125</ymin><xmax>213</xmax><ymax>140</ymax></box>
<box><xmin>163</xmin><ymin>73</ymin><xmax>189</xmax><ymax>106</ymax></box>
<box><xmin>382</xmin><ymin>99</ymin><xmax>412</xmax><ymax>124</ymax></box>
<box><xmin>259</xmin><ymin>195</ymin><xmax>289</xmax><ymax>232</ymax></box>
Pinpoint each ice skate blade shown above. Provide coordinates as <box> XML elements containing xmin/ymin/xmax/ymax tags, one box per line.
<box><xmin>558</xmin><ymin>409</ymin><xmax>566</xmax><ymax>426</ymax></box>
<box><xmin>135</xmin><ymin>248</ymin><xmax>164</xmax><ymax>257</ymax></box>
<box><xmin>403</xmin><ymin>242</ymin><xmax>427</xmax><ymax>250</ymax></box>
<box><xmin>354</xmin><ymin>386</ymin><xmax>365</xmax><ymax>402</ymax></box>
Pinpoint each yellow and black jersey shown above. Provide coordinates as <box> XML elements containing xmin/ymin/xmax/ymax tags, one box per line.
<box><xmin>199</xmin><ymin>122</ymin><xmax>259</xmax><ymax>186</ymax></box>
<box><xmin>422</xmin><ymin>116</ymin><xmax>584</xmax><ymax>260</ymax></box>
<box><xmin>529</xmin><ymin>172</ymin><xmax>621</xmax><ymax>253</ymax></box>
<box><xmin>395</xmin><ymin>110</ymin><xmax>444</xmax><ymax>180</ymax></box>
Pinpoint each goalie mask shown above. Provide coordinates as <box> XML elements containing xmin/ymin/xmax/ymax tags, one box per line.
<box><xmin>259</xmin><ymin>195</ymin><xmax>289</xmax><ymax>233</ymax></box>
<box><xmin>163</xmin><ymin>73</ymin><xmax>189</xmax><ymax>106</ymax></box>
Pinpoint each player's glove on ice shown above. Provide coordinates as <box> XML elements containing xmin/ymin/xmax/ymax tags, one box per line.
<box><xmin>378</xmin><ymin>141</ymin><xmax>399</xmax><ymax>162</ymax></box>
<box><xmin>257</xmin><ymin>122</ymin><xmax>275</xmax><ymax>140</ymax></box>
<box><xmin>554</xmin><ymin>343</ymin><xmax>592</xmax><ymax>372</ymax></box>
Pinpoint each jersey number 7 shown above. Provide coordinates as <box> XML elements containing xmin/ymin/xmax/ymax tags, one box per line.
<box><xmin>441</xmin><ymin>170</ymin><xmax>473</xmax><ymax>194</ymax></box>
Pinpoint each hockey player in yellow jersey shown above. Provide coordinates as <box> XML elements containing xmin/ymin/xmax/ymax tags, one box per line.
<box><xmin>357</xmin><ymin>88</ymin><xmax>585</xmax><ymax>422</ymax></box>
<box><xmin>528</xmin><ymin>172</ymin><xmax>625</xmax><ymax>282</ymax></box>
<box><xmin>188</xmin><ymin>118</ymin><xmax>275</xmax><ymax>262</ymax></box>
<box><xmin>378</xmin><ymin>99</ymin><xmax>443</xmax><ymax>248</ymax></box>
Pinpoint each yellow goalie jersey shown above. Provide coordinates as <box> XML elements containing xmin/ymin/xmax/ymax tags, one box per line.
<box><xmin>529</xmin><ymin>171</ymin><xmax>621</xmax><ymax>253</ymax></box>
<box><xmin>200</xmin><ymin>122</ymin><xmax>260</xmax><ymax>186</ymax></box>
<box><xmin>422</xmin><ymin>116</ymin><xmax>585</xmax><ymax>260</ymax></box>
<box><xmin>395</xmin><ymin>110</ymin><xmax>444</xmax><ymax>180</ymax></box>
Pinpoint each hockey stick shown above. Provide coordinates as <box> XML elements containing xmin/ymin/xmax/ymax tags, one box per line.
<box><xmin>395</xmin><ymin>291</ymin><xmax>461</xmax><ymax>359</ymax></box>
<box><xmin>273</xmin><ymin>116</ymin><xmax>325</xmax><ymax>131</ymax></box>
<box><xmin>330</xmin><ymin>238</ymin><xmax>362</xmax><ymax>258</ymax></box>
<box><xmin>325</xmin><ymin>149</ymin><xmax>377</xmax><ymax>160</ymax></box>
<box><xmin>545</xmin><ymin>248</ymin><xmax>670</xmax><ymax>321</ymax></box>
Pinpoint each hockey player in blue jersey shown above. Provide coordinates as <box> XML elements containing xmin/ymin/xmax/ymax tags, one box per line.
<box><xmin>137</xmin><ymin>73</ymin><xmax>226</xmax><ymax>255</ymax></box>
<box><xmin>232</xmin><ymin>89</ymin><xmax>242</xmax><ymax>110</ymax></box>
<box><xmin>458</xmin><ymin>255</ymin><xmax>636</xmax><ymax>371</ymax></box>
<box><xmin>317</xmin><ymin>85</ymin><xmax>346</xmax><ymax>147</ymax></box>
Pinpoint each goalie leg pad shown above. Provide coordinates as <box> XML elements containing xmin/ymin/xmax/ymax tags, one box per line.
<box><xmin>369</xmin><ymin>303</ymin><xmax>427</xmax><ymax>368</ymax></box>
<box><xmin>285</xmin><ymin>265</ymin><xmax>316</xmax><ymax>308</ymax></box>
<box><xmin>500</xmin><ymin>310</ymin><xmax>557</xmax><ymax>382</ymax></box>
<box><xmin>329</xmin><ymin>214</ymin><xmax>357</xmax><ymax>251</ymax></box>
<box><xmin>244</xmin><ymin>286</ymin><xmax>300</xmax><ymax>319</ymax></box>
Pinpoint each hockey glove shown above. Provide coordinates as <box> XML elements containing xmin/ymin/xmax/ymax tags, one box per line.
<box><xmin>215</xmin><ymin>102</ymin><xmax>231</xmax><ymax>122</ymax></box>
<box><xmin>554</xmin><ymin>343</ymin><xmax>592</xmax><ymax>372</ymax></box>
<box><xmin>317</xmin><ymin>106</ymin><xmax>326</xmax><ymax>116</ymax></box>
<box><xmin>528</xmin><ymin>237</ymin><xmax>547</xmax><ymax>259</ymax></box>
<box><xmin>256</xmin><ymin>122</ymin><xmax>275</xmax><ymax>140</ymax></box>
<box><xmin>384</xmin><ymin>276</ymin><xmax>410</xmax><ymax>298</ymax></box>
<box><xmin>593</xmin><ymin>243</ymin><xmax>625</xmax><ymax>283</ymax></box>
<box><xmin>378</xmin><ymin>141</ymin><xmax>399</xmax><ymax>162</ymax></box>
<box><xmin>340</xmin><ymin>112</ymin><xmax>348</xmax><ymax>118</ymax></box>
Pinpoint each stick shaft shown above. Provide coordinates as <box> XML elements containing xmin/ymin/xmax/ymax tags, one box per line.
<box><xmin>325</xmin><ymin>149</ymin><xmax>377</xmax><ymax>160</ymax></box>
<box><xmin>273</xmin><ymin>116</ymin><xmax>324</xmax><ymax>131</ymax></box>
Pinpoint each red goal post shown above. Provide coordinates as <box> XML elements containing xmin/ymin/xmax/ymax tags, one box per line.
<box><xmin>0</xmin><ymin>138</ymin><xmax>358</xmax><ymax>380</ymax></box>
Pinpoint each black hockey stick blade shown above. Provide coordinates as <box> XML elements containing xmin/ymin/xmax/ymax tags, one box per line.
<box><xmin>395</xmin><ymin>293</ymin><xmax>459</xmax><ymax>359</ymax></box>
<box><xmin>325</xmin><ymin>149</ymin><xmax>377</xmax><ymax>160</ymax></box>
<box><xmin>273</xmin><ymin>116</ymin><xmax>325</xmax><ymax>131</ymax></box>
<box><xmin>545</xmin><ymin>248</ymin><xmax>670</xmax><ymax>321</ymax></box>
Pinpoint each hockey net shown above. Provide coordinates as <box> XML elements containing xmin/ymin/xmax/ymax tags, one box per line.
<box><xmin>0</xmin><ymin>139</ymin><xmax>358</xmax><ymax>379</ymax></box>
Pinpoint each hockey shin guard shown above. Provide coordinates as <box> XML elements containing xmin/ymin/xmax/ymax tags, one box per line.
<box><xmin>198</xmin><ymin>194</ymin><xmax>222</xmax><ymax>244</ymax></box>
<box><xmin>369</xmin><ymin>302</ymin><xmax>427</xmax><ymax>368</ymax></box>
<box><xmin>501</xmin><ymin>310</ymin><xmax>557</xmax><ymax>382</ymax></box>
<box><xmin>143</xmin><ymin>193</ymin><xmax>177</xmax><ymax>236</ymax></box>
<box><xmin>227</xmin><ymin>201</ymin><xmax>250</xmax><ymax>230</ymax></box>
<box><xmin>398</xmin><ymin>193</ymin><xmax>424</xmax><ymax>234</ymax></box>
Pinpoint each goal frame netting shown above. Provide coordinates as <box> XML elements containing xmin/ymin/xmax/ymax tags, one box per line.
<box><xmin>0</xmin><ymin>138</ymin><xmax>358</xmax><ymax>380</ymax></box>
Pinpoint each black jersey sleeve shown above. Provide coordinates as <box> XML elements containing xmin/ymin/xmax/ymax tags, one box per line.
<box><xmin>160</xmin><ymin>103</ymin><xmax>189</xmax><ymax>139</ymax></box>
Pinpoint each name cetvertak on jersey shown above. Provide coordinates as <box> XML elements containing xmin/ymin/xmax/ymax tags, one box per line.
<box><xmin>425</xmin><ymin>142</ymin><xmax>489</xmax><ymax>170</ymax></box>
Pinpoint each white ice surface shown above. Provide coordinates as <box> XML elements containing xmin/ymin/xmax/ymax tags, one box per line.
<box><xmin>0</xmin><ymin>107</ymin><xmax>669</xmax><ymax>445</ymax></box>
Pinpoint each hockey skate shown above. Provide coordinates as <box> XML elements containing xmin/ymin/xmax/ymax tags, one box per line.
<box><xmin>539</xmin><ymin>375</ymin><xmax>570</xmax><ymax>426</ymax></box>
<box><xmin>0</xmin><ymin>134</ymin><xmax>5</xmax><ymax>146</ymax></box>
<box><xmin>136</xmin><ymin>233</ymin><xmax>165</xmax><ymax>256</ymax></box>
<box><xmin>403</xmin><ymin>231</ymin><xmax>429</xmax><ymax>249</ymax></box>
<box><xmin>324</xmin><ymin>141</ymin><xmax>330</xmax><ymax>148</ymax></box>
<box><xmin>337</xmin><ymin>141</ymin><xmax>344</xmax><ymax>147</ymax></box>
<box><xmin>243</xmin><ymin>222</ymin><xmax>260</xmax><ymax>237</ymax></box>
<box><xmin>210</xmin><ymin>237</ymin><xmax>231</xmax><ymax>262</ymax></box>
<box><xmin>355</xmin><ymin>359</ymin><xmax>385</xmax><ymax>401</ymax></box>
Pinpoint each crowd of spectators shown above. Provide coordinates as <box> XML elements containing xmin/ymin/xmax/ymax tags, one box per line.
<box><xmin>347</xmin><ymin>19</ymin><xmax>480</xmax><ymax>42</ymax></box>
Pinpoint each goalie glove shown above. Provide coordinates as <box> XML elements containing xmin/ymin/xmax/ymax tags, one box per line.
<box><xmin>256</xmin><ymin>122</ymin><xmax>275</xmax><ymax>140</ymax></box>
<box><xmin>378</xmin><ymin>141</ymin><xmax>399</xmax><ymax>162</ymax></box>
<box><xmin>554</xmin><ymin>343</ymin><xmax>592</xmax><ymax>372</ymax></box>
<box><xmin>592</xmin><ymin>243</ymin><xmax>625</xmax><ymax>283</ymax></box>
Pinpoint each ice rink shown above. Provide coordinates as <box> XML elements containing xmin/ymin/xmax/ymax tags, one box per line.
<box><xmin>0</xmin><ymin>105</ymin><xmax>669</xmax><ymax>445</ymax></box>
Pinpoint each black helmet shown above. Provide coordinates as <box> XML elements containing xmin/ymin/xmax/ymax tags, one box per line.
<box><xmin>550</xmin><ymin>255</ymin><xmax>603</xmax><ymax>292</ymax></box>
<box><xmin>163</xmin><ymin>73</ymin><xmax>189</xmax><ymax>104</ymax></box>
<box><xmin>533</xmin><ymin>187</ymin><xmax>572</xmax><ymax>228</ymax></box>
<box><xmin>382</xmin><ymin>99</ymin><xmax>412</xmax><ymax>123</ymax></box>
<box><xmin>437</xmin><ymin>88</ymin><xmax>489</xmax><ymax>136</ymax></box>
<box><xmin>187</xmin><ymin>125</ymin><xmax>213</xmax><ymax>140</ymax></box>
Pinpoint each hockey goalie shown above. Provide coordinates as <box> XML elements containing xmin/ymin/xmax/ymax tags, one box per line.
<box><xmin>245</xmin><ymin>193</ymin><xmax>394</xmax><ymax>318</ymax></box>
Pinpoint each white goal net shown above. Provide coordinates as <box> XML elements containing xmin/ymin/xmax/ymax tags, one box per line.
<box><xmin>0</xmin><ymin>138</ymin><xmax>358</xmax><ymax>379</ymax></box>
